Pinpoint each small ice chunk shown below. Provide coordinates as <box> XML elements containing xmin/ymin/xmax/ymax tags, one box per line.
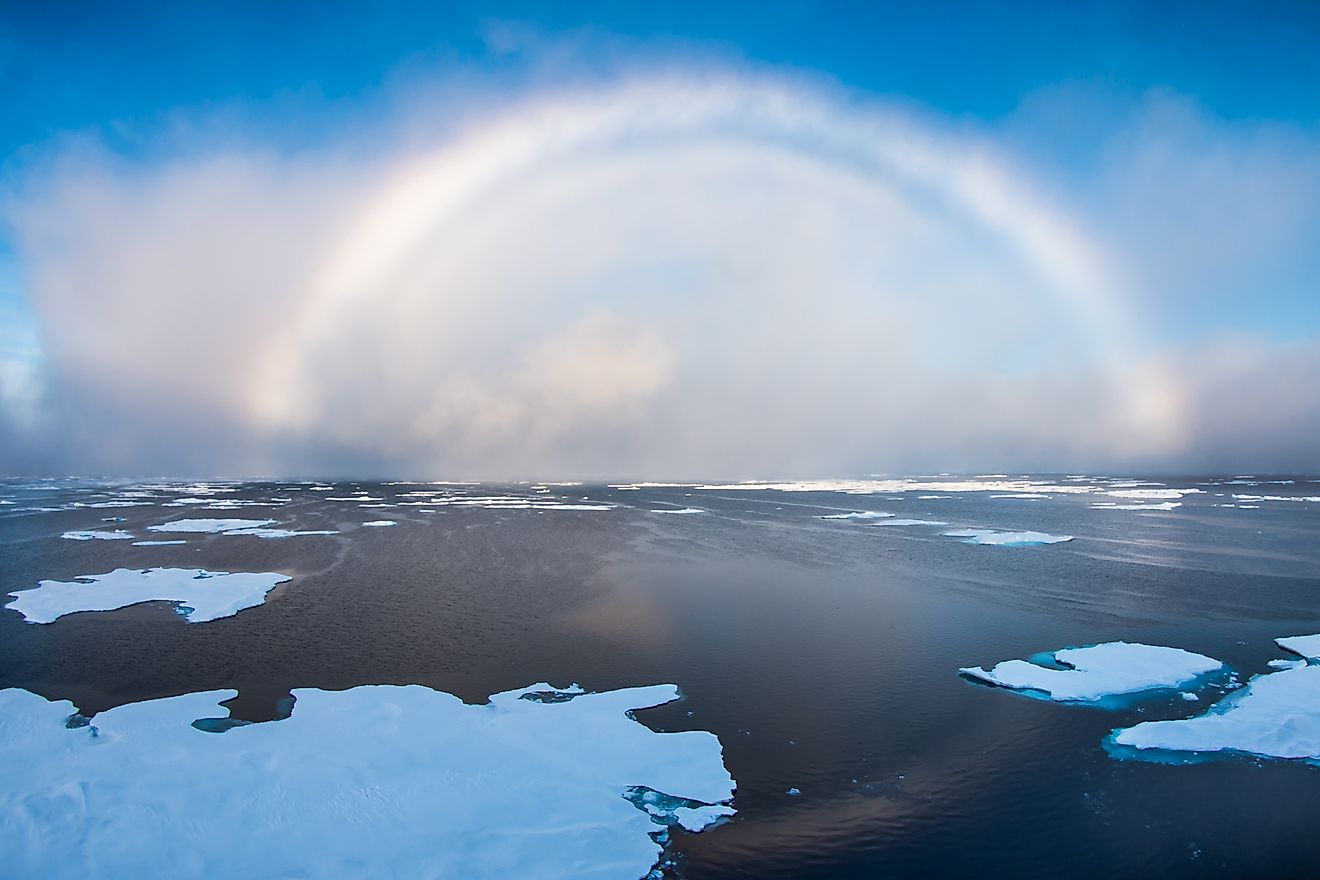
<box><xmin>786</xmin><ymin>787</ymin><xmax>801</xmax><ymax>796</ymax></box>
<box><xmin>1267</xmin><ymin>658</ymin><xmax>1307</xmax><ymax>671</ymax></box>
<box><xmin>1276</xmin><ymin>633</ymin><xmax>1320</xmax><ymax>660</ymax></box>
<box><xmin>61</xmin><ymin>530</ymin><xmax>134</xmax><ymax>541</ymax></box>
<box><xmin>5</xmin><ymin>568</ymin><xmax>290</xmax><ymax>624</ymax></box>
<box><xmin>131</xmin><ymin>540</ymin><xmax>187</xmax><ymax>546</ymax></box>
<box><xmin>1092</xmin><ymin>501</ymin><xmax>1181</xmax><ymax>511</ymax></box>
<box><xmin>361</xmin><ymin>520</ymin><xmax>396</xmax><ymax>527</ymax></box>
<box><xmin>943</xmin><ymin>529</ymin><xmax>1073</xmax><ymax>546</ymax></box>
<box><xmin>652</xmin><ymin>508</ymin><xmax>704</xmax><ymax>514</ymax></box>
<box><xmin>673</xmin><ymin>804</ymin><xmax>736</xmax><ymax>831</ymax></box>
<box><xmin>1181</xmin><ymin>692</ymin><xmax>1199</xmax><ymax>701</ymax></box>
<box><xmin>960</xmin><ymin>642</ymin><xmax>1223</xmax><ymax>702</ymax></box>
<box><xmin>1112</xmin><ymin>665</ymin><xmax>1320</xmax><ymax>760</ymax></box>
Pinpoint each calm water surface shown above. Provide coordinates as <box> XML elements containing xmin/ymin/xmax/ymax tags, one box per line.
<box><xmin>3</xmin><ymin>476</ymin><xmax>1319</xmax><ymax>878</ymax></box>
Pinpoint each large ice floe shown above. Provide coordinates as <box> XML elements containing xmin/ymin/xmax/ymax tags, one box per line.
<box><xmin>943</xmin><ymin>529</ymin><xmax>1074</xmax><ymax>546</ymax></box>
<box><xmin>60</xmin><ymin>529</ymin><xmax>133</xmax><ymax>541</ymax></box>
<box><xmin>961</xmin><ymin>642</ymin><xmax>1224</xmax><ymax>702</ymax></box>
<box><xmin>1111</xmin><ymin>663</ymin><xmax>1320</xmax><ymax>761</ymax></box>
<box><xmin>148</xmin><ymin>518</ymin><xmax>276</xmax><ymax>533</ymax></box>
<box><xmin>0</xmin><ymin>682</ymin><xmax>735</xmax><ymax>878</ymax></box>
<box><xmin>4</xmin><ymin>568</ymin><xmax>291</xmax><ymax>624</ymax></box>
<box><xmin>147</xmin><ymin>518</ymin><xmax>337</xmax><ymax>538</ymax></box>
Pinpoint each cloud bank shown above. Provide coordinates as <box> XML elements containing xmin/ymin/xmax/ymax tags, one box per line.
<box><xmin>3</xmin><ymin>69</ymin><xmax>1319</xmax><ymax>478</ymax></box>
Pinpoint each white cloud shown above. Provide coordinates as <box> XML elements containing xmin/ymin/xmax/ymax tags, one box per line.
<box><xmin>3</xmin><ymin>70</ymin><xmax>1318</xmax><ymax>477</ymax></box>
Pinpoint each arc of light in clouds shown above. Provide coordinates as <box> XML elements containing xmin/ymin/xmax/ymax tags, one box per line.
<box><xmin>253</xmin><ymin>74</ymin><xmax>1186</xmax><ymax>455</ymax></box>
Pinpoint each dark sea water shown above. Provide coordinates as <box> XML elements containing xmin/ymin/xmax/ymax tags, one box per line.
<box><xmin>3</xmin><ymin>476</ymin><xmax>1320</xmax><ymax>878</ymax></box>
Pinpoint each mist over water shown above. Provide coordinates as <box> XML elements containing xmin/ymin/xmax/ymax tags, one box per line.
<box><xmin>5</xmin><ymin>74</ymin><xmax>1320</xmax><ymax>479</ymax></box>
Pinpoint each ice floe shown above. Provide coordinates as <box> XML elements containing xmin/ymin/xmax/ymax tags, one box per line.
<box><xmin>943</xmin><ymin>529</ymin><xmax>1074</xmax><ymax>546</ymax></box>
<box><xmin>145</xmin><ymin>518</ymin><xmax>336</xmax><ymax>539</ymax></box>
<box><xmin>222</xmin><ymin>527</ymin><xmax>339</xmax><ymax>539</ymax></box>
<box><xmin>148</xmin><ymin>518</ymin><xmax>276</xmax><ymax>533</ymax></box>
<box><xmin>131</xmin><ymin>540</ymin><xmax>187</xmax><ymax>546</ymax></box>
<box><xmin>0</xmin><ymin>682</ymin><xmax>735</xmax><ymax>878</ymax></box>
<box><xmin>873</xmin><ymin>518</ymin><xmax>947</xmax><ymax>526</ymax></box>
<box><xmin>361</xmin><ymin>520</ymin><xmax>397</xmax><ymax>527</ymax></box>
<box><xmin>1105</xmin><ymin>488</ymin><xmax>1202</xmax><ymax>500</ymax></box>
<box><xmin>4</xmin><ymin>568</ymin><xmax>291</xmax><ymax>624</ymax></box>
<box><xmin>1276</xmin><ymin>633</ymin><xmax>1320</xmax><ymax>660</ymax></box>
<box><xmin>652</xmin><ymin>508</ymin><xmax>704</xmax><ymax>514</ymax></box>
<box><xmin>694</xmin><ymin>478</ymin><xmax>1095</xmax><ymax>495</ymax></box>
<box><xmin>960</xmin><ymin>642</ymin><xmax>1223</xmax><ymax>702</ymax></box>
<box><xmin>1092</xmin><ymin>501</ymin><xmax>1181</xmax><ymax>511</ymax></box>
<box><xmin>820</xmin><ymin>511</ymin><xmax>893</xmax><ymax>520</ymax></box>
<box><xmin>61</xmin><ymin>529</ymin><xmax>133</xmax><ymax>541</ymax></box>
<box><xmin>1111</xmin><ymin>664</ymin><xmax>1320</xmax><ymax>760</ymax></box>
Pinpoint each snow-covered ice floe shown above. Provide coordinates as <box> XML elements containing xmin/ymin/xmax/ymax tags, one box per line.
<box><xmin>652</xmin><ymin>508</ymin><xmax>704</xmax><ymax>514</ymax></box>
<box><xmin>1111</xmin><ymin>664</ymin><xmax>1320</xmax><ymax>761</ymax></box>
<box><xmin>148</xmin><ymin>519</ymin><xmax>337</xmax><ymax>538</ymax></box>
<box><xmin>148</xmin><ymin>518</ymin><xmax>276</xmax><ymax>533</ymax></box>
<box><xmin>873</xmin><ymin>518</ymin><xmax>947</xmax><ymax>526</ymax></box>
<box><xmin>1092</xmin><ymin>501</ymin><xmax>1181</xmax><ymax>511</ymax></box>
<box><xmin>4</xmin><ymin>568</ymin><xmax>291</xmax><ymax>624</ymax></box>
<box><xmin>0</xmin><ymin>682</ymin><xmax>735</xmax><ymax>879</ymax></box>
<box><xmin>820</xmin><ymin>511</ymin><xmax>893</xmax><ymax>520</ymax></box>
<box><xmin>61</xmin><ymin>529</ymin><xmax>133</xmax><ymax>541</ymax></box>
<box><xmin>960</xmin><ymin>642</ymin><xmax>1224</xmax><ymax>702</ymax></box>
<box><xmin>943</xmin><ymin>529</ymin><xmax>1073</xmax><ymax>546</ymax></box>
<box><xmin>1276</xmin><ymin>633</ymin><xmax>1320</xmax><ymax>660</ymax></box>
<box><xmin>223</xmin><ymin>527</ymin><xmax>339</xmax><ymax>539</ymax></box>
<box><xmin>361</xmin><ymin>520</ymin><xmax>397</xmax><ymax>527</ymax></box>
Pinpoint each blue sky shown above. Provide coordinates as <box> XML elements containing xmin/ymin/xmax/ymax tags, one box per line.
<box><xmin>2</xmin><ymin>2</ymin><xmax>1318</xmax><ymax>476</ymax></box>
<box><xmin>4</xmin><ymin>0</ymin><xmax>1320</xmax><ymax>150</ymax></box>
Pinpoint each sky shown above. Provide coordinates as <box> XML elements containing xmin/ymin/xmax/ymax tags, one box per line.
<box><xmin>1</xmin><ymin>1</ymin><xmax>1318</xmax><ymax>478</ymax></box>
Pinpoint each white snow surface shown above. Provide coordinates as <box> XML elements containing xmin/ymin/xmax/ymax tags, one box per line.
<box><xmin>943</xmin><ymin>529</ymin><xmax>1074</xmax><ymax>546</ymax></box>
<box><xmin>4</xmin><ymin>568</ymin><xmax>290</xmax><ymax>624</ymax></box>
<box><xmin>60</xmin><ymin>530</ymin><xmax>133</xmax><ymax>541</ymax></box>
<box><xmin>1276</xmin><ymin>633</ymin><xmax>1320</xmax><ymax>660</ymax></box>
<box><xmin>1113</xmin><ymin>664</ymin><xmax>1320</xmax><ymax>759</ymax></box>
<box><xmin>961</xmin><ymin>642</ymin><xmax>1223</xmax><ymax>702</ymax></box>
<box><xmin>0</xmin><ymin>682</ymin><xmax>736</xmax><ymax>879</ymax></box>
